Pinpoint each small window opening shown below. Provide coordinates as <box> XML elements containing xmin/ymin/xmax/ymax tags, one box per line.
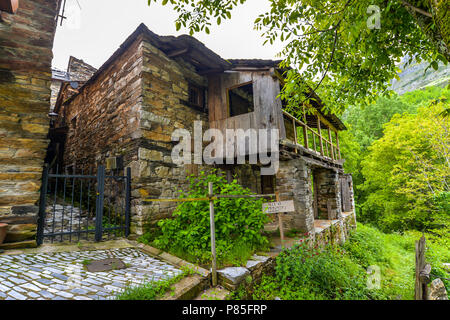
<box><xmin>188</xmin><ymin>85</ymin><xmax>204</xmax><ymax>109</ymax></box>
<box><xmin>71</xmin><ymin>116</ymin><xmax>77</xmax><ymax>129</ymax></box>
<box><xmin>228</xmin><ymin>82</ymin><xmax>254</xmax><ymax>117</ymax></box>
<box><xmin>261</xmin><ymin>174</ymin><xmax>275</xmax><ymax>195</ymax></box>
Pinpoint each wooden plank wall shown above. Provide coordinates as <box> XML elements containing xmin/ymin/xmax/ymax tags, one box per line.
<box><xmin>207</xmin><ymin>71</ymin><xmax>286</xmax><ymax>137</ymax></box>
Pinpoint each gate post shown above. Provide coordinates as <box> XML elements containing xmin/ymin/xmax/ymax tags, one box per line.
<box><xmin>125</xmin><ymin>167</ymin><xmax>131</xmax><ymax>237</ymax></box>
<box><xmin>95</xmin><ymin>165</ymin><xmax>105</xmax><ymax>242</ymax></box>
<box><xmin>36</xmin><ymin>164</ymin><xmax>49</xmax><ymax>246</ymax></box>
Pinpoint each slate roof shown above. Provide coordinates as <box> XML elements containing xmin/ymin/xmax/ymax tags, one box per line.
<box><xmin>228</xmin><ymin>59</ymin><xmax>283</xmax><ymax>69</ymax></box>
<box><xmin>51</xmin><ymin>68</ymin><xmax>70</xmax><ymax>82</ymax></box>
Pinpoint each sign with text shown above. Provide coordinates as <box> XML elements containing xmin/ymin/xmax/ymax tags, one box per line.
<box><xmin>262</xmin><ymin>200</ymin><xmax>295</xmax><ymax>214</ymax></box>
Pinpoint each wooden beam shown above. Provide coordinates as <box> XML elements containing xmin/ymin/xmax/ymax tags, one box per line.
<box><xmin>335</xmin><ymin>131</ymin><xmax>341</xmax><ymax>160</ymax></box>
<box><xmin>317</xmin><ymin>118</ymin><xmax>324</xmax><ymax>156</ymax></box>
<box><xmin>292</xmin><ymin>118</ymin><xmax>298</xmax><ymax>153</ymax></box>
<box><xmin>303</xmin><ymin>105</ymin><xmax>309</xmax><ymax>149</ymax></box>
<box><xmin>312</xmin><ymin>109</ymin><xmax>338</xmax><ymax>133</ymax></box>
<box><xmin>167</xmin><ymin>47</ymin><xmax>189</xmax><ymax>58</ymax></box>
<box><xmin>328</xmin><ymin>127</ymin><xmax>335</xmax><ymax>160</ymax></box>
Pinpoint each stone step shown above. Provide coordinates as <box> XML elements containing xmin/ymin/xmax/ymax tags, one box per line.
<box><xmin>194</xmin><ymin>286</ymin><xmax>231</xmax><ymax>300</ymax></box>
<box><xmin>161</xmin><ymin>274</ymin><xmax>209</xmax><ymax>300</ymax></box>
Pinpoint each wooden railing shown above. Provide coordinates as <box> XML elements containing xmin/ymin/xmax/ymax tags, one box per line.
<box><xmin>282</xmin><ymin>110</ymin><xmax>342</xmax><ymax>161</ymax></box>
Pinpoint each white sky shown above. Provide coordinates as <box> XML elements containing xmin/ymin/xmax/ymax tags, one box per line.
<box><xmin>52</xmin><ymin>0</ymin><xmax>283</xmax><ymax>70</ymax></box>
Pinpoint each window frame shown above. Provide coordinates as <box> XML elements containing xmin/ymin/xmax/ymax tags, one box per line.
<box><xmin>226</xmin><ymin>81</ymin><xmax>255</xmax><ymax>118</ymax></box>
<box><xmin>187</xmin><ymin>83</ymin><xmax>206</xmax><ymax>111</ymax></box>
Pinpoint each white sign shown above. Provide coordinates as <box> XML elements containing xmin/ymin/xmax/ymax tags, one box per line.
<box><xmin>262</xmin><ymin>200</ymin><xmax>295</xmax><ymax>214</ymax></box>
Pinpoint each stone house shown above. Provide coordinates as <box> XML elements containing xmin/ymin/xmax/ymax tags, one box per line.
<box><xmin>0</xmin><ymin>0</ymin><xmax>62</xmax><ymax>248</ymax></box>
<box><xmin>51</xmin><ymin>23</ymin><xmax>356</xmax><ymax>242</ymax></box>
<box><xmin>50</xmin><ymin>56</ymin><xmax>97</xmax><ymax>111</ymax></box>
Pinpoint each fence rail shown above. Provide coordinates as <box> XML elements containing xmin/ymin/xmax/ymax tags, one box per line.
<box><xmin>283</xmin><ymin>110</ymin><xmax>341</xmax><ymax>160</ymax></box>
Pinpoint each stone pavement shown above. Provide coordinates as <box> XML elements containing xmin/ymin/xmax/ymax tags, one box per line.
<box><xmin>0</xmin><ymin>247</ymin><xmax>182</xmax><ymax>300</ymax></box>
<box><xmin>43</xmin><ymin>204</ymin><xmax>96</xmax><ymax>243</ymax></box>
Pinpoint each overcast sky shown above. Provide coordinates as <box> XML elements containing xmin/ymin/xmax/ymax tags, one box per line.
<box><xmin>52</xmin><ymin>0</ymin><xmax>283</xmax><ymax>70</ymax></box>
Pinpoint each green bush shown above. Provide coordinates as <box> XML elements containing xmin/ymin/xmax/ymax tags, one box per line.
<box><xmin>238</xmin><ymin>224</ymin><xmax>449</xmax><ymax>300</ymax></box>
<box><xmin>272</xmin><ymin>239</ymin><xmax>382</xmax><ymax>300</ymax></box>
<box><xmin>152</xmin><ymin>170</ymin><xmax>269</xmax><ymax>266</ymax></box>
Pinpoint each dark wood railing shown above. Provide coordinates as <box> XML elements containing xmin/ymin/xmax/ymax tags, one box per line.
<box><xmin>282</xmin><ymin>110</ymin><xmax>342</xmax><ymax>161</ymax></box>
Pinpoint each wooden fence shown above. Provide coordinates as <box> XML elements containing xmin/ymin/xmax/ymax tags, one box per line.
<box><xmin>415</xmin><ymin>236</ymin><xmax>431</xmax><ymax>300</ymax></box>
<box><xmin>283</xmin><ymin>110</ymin><xmax>342</xmax><ymax>160</ymax></box>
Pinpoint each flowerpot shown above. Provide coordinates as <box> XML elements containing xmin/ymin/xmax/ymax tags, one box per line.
<box><xmin>0</xmin><ymin>0</ymin><xmax>19</xmax><ymax>14</ymax></box>
<box><xmin>0</xmin><ymin>223</ymin><xmax>8</xmax><ymax>245</ymax></box>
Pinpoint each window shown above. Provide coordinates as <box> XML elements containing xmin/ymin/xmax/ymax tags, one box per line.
<box><xmin>71</xmin><ymin>116</ymin><xmax>77</xmax><ymax>129</ymax></box>
<box><xmin>228</xmin><ymin>82</ymin><xmax>254</xmax><ymax>117</ymax></box>
<box><xmin>261</xmin><ymin>174</ymin><xmax>275</xmax><ymax>194</ymax></box>
<box><xmin>188</xmin><ymin>85</ymin><xmax>205</xmax><ymax>110</ymax></box>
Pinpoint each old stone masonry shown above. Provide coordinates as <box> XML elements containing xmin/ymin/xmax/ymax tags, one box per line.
<box><xmin>0</xmin><ymin>248</ymin><xmax>182</xmax><ymax>300</ymax></box>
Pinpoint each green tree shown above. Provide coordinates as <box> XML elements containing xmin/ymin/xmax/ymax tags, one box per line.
<box><xmin>339</xmin><ymin>86</ymin><xmax>449</xmax><ymax>220</ymax></box>
<box><xmin>148</xmin><ymin>0</ymin><xmax>449</xmax><ymax>112</ymax></box>
<box><xmin>343</xmin><ymin>95</ymin><xmax>415</xmax><ymax>150</ymax></box>
<box><xmin>360</xmin><ymin>100</ymin><xmax>449</xmax><ymax>231</ymax></box>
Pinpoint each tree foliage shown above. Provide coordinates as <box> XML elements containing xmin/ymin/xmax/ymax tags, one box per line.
<box><xmin>339</xmin><ymin>86</ymin><xmax>449</xmax><ymax>223</ymax></box>
<box><xmin>360</xmin><ymin>100</ymin><xmax>449</xmax><ymax>231</ymax></box>
<box><xmin>148</xmin><ymin>0</ymin><xmax>449</xmax><ymax>112</ymax></box>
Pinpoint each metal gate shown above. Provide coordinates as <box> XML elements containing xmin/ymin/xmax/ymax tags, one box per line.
<box><xmin>37</xmin><ymin>164</ymin><xmax>131</xmax><ymax>245</ymax></box>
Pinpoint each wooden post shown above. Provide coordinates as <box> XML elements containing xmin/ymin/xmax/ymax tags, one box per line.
<box><xmin>303</xmin><ymin>105</ymin><xmax>309</xmax><ymax>149</ymax></box>
<box><xmin>317</xmin><ymin>118</ymin><xmax>324</xmax><ymax>156</ymax></box>
<box><xmin>312</xmin><ymin>131</ymin><xmax>317</xmax><ymax>152</ymax></box>
<box><xmin>335</xmin><ymin>131</ymin><xmax>341</xmax><ymax>160</ymax></box>
<box><xmin>275</xmin><ymin>192</ymin><xmax>285</xmax><ymax>248</ymax></box>
<box><xmin>208</xmin><ymin>182</ymin><xmax>217</xmax><ymax>287</ymax></box>
<box><xmin>328</xmin><ymin>127</ymin><xmax>335</xmax><ymax>160</ymax></box>
<box><xmin>292</xmin><ymin>118</ymin><xmax>298</xmax><ymax>153</ymax></box>
<box><xmin>415</xmin><ymin>236</ymin><xmax>430</xmax><ymax>300</ymax></box>
<box><xmin>303</xmin><ymin>124</ymin><xmax>309</xmax><ymax>149</ymax></box>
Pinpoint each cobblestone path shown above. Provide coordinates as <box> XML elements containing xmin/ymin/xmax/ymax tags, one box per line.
<box><xmin>0</xmin><ymin>247</ymin><xmax>182</xmax><ymax>300</ymax></box>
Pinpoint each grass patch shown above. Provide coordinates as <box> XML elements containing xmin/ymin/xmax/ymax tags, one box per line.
<box><xmin>115</xmin><ymin>266</ymin><xmax>196</xmax><ymax>300</ymax></box>
<box><xmin>231</xmin><ymin>223</ymin><xmax>449</xmax><ymax>300</ymax></box>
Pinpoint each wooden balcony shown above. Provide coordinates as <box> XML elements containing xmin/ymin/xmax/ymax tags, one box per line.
<box><xmin>282</xmin><ymin>109</ymin><xmax>343</xmax><ymax>165</ymax></box>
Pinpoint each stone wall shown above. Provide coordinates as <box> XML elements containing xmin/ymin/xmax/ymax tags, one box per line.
<box><xmin>314</xmin><ymin>168</ymin><xmax>342</xmax><ymax>220</ymax></box>
<box><xmin>57</xmin><ymin>36</ymin><xmax>144</xmax><ymax>172</ymax></box>
<box><xmin>131</xmin><ymin>38</ymin><xmax>209</xmax><ymax>235</ymax></box>
<box><xmin>67</xmin><ymin>56</ymin><xmax>97</xmax><ymax>82</ymax></box>
<box><xmin>0</xmin><ymin>0</ymin><xmax>60</xmax><ymax>248</ymax></box>
<box><xmin>58</xmin><ymin>32</ymin><xmax>212</xmax><ymax>237</ymax></box>
<box><xmin>275</xmin><ymin>158</ymin><xmax>315</xmax><ymax>233</ymax></box>
<box><xmin>314</xmin><ymin>211</ymin><xmax>357</xmax><ymax>246</ymax></box>
<box><xmin>50</xmin><ymin>79</ymin><xmax>62</xmax><ymax>111</ymax></box>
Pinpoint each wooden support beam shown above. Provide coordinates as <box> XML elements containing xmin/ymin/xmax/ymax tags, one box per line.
<box><xmin>302</xmin><ymin>105</ymin><xmax>309</xmax><ymax>149</ymax></box>
<box><xmin>167</xmin><ymin>48</ymin><xmax>189</xmax><ymax>58</ymax></box>
<box><xmin>328</xmin><ymin>127</ymin><xmax>335</xmax><ymax>160</ymax></box>
<box><xmin>292</xmin><ymin>118</ymin><xmax>298</xmax><ymax>153</ymax></box>
<box><xmin>303</xmin><ymin>125</ymin><xmax>309</xmax><ymax>149</ymax></box>
<box><xmin>335</xmin><ymin>131</ymin><xmax>341</xmax><ymax>160</ymax></box>
<box><xmin>312</xmin><ymin>131</ymin><xmax>317</xmax><ymax>152</ymax></box>
<box><xmin>317</xmin><ymin>118</ymin><xmax>324</xmax><ymax>156</ymax></box>
<box><xmin>312</xmin><ymin>109</ymin><xmax>338</xmax><ymax>133</ymax></box>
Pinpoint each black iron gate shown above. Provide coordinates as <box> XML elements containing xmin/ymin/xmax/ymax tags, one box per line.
<box><xmin>37</xmin><ymin>164</ymin><xmax>131</xmax><ymax>245</ymax></box>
